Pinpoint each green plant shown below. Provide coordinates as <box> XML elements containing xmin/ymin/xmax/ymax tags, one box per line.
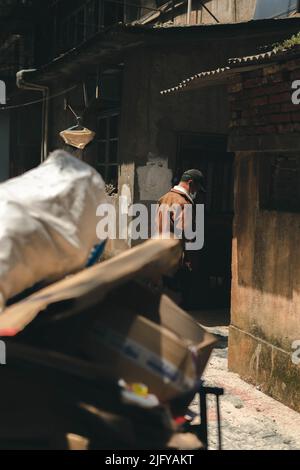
<box><xmin>274</xmin><ymin>32</ymin><xmax>300</xmax><ymax>52</ymax></box>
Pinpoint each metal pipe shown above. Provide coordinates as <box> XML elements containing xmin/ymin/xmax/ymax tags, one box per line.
<box><xmin>187</xmin><ymin>0</ymin><xmax>192</xmax><ymax>24</ymax></box>
<box><xmin>16</xmin><ymin>69</ymin><xmax>49</xmax><ymax>162</ymax></box>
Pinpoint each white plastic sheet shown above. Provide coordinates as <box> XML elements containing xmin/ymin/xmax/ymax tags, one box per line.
<box><xmin>0</xmin><ymin>150</ymin><xmax>107</xmax><ymax>311</ymax></box>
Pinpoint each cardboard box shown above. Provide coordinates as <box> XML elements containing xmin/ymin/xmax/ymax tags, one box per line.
<box><xmin>0</xmin><ymin>238</ymin><xmax>216</xmax><ymax>405</ymax></box>
<box><xmin>83</xmin><ymin>281</ymin><xmax>217</xmax><ymax>402</ymax></box>
<box><xmin>0</xmin><ymin>239</ymin><xmax>182</xmax><ymax>336</ymax></box>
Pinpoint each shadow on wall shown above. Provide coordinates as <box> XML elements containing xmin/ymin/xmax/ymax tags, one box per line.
<box><xmin>234</xmin><ymin>152</ymin><xmax>300</xmax><ymax>300</ymax></box>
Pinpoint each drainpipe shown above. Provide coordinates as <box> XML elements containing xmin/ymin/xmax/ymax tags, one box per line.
<box><xmin>187</xmin><ymin>0</ymin><xmax>192</xmax><ymax>24</ymax></box>
<box><xmin>16</xmin><ymin>69</ymin><xmax>49</xmax><ymax>162</ymax></box>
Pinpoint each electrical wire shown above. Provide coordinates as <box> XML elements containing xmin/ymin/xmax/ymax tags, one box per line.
<box><xmin>0</xmin><ymin>84</ymin><xmax>78</xmax><ymax>111</ymax></box>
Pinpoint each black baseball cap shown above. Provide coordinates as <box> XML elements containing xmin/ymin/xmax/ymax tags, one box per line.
<box><xmin>181</xmin><ymin>169</ymin><xmax>206</xmax><ymax>193</ymax></box>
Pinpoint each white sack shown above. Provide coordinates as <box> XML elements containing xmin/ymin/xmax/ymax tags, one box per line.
<box><xmin>0</xmin><ymin>149</ymin><xmax>107</xmax><ymax>311</ymax></box>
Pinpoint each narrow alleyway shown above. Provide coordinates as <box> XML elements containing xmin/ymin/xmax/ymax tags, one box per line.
<box><xmin>189</xmin><ymin>310</ymin><xmax>300</xmax><ymax>450</ymax></box>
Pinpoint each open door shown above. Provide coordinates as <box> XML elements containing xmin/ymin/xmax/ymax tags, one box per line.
<box><xmin>176</xmin><ymin>133</ymin><xmax>234</xmax><ymax>309</ymax></box>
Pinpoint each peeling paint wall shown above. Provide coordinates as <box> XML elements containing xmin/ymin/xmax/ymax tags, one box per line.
<box><xmin>137</xmin><ymin>154</ymin><xmax>172</xmax><ymax>201</ymax></box>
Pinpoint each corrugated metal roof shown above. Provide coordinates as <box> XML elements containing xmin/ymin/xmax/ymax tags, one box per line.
<box><xmin>228</xmin><ymin>43</ymin><xmax>300</xmax><ymax>65</ymax></box>
<box><xmin>20</xmin><ymin>18</ymin><xmax>300</xmax><ymax>85</ymax></box>
<box><xmin>160</xmin><ymin>67</ymin><xmax>232</xmax><ymax>95</ymax></box>
<box><xmin>161</xmin><ymin>43</ymin><xmax>300</xmax><ymax>95</ymax></box>
<box><xmin>126</xmin><ymin>16</ymin><xmax>300</xmax><ymax>32</ymax></box>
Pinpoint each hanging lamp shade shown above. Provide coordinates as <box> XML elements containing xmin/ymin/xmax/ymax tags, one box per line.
<box><xmin>60</xmin><ymin>128</ymin><xmax>95</xmax><ymax>150</ymax></box>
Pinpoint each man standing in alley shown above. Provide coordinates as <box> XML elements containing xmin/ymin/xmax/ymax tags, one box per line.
<box><xmin>156</xmin><ymin>169</ymin><xmax>206</xmax><ymax>308</ymax></box>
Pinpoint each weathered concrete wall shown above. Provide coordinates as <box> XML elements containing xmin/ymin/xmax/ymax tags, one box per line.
<box><xmin>235</xmin><ymin>0</ymin><xmax>257</xmax><ymax>23</ymax></box>
<box><xmin>118</xmin><ymin>29</ymin><xmax>297</xmax><ymax>206</ymax></box>
<box><xmin>229</xmin><ymin>151</ymin><xmax>300</xmax><ymax>412</ymax></box>
<box><xmin>171</xmin><ymin>0</ymin><xmax>256</xmax><ymax>25</ymax></box>
<box><xmin>228</xmin><ymin>57</ymin><xmax>300</xmax><ymax>412</ymax></box>
<box><xmin>118</xmin><ymin>42</ymin><xmax>229</xmax><ymax>207</ymax></box>
<box><xmin>44</xmin><ymin>23</ymin><xmax>300</xmax><ymax>255</ymax></box>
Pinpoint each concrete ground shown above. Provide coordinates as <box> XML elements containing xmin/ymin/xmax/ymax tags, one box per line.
<box><xmin>189</xmin><ymin>309</ymin><xmax>300</xmax><ymax>450</ymax></box>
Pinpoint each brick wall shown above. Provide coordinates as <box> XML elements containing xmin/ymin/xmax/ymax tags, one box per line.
<box><xmin>228</xmin><ymin>53</ymin><xmax>300</xmax><ymax>413</ymax></box>
<box><xmin>228</xmin><ymin>57</ymin><xmax>300</xmax><ymax>139</ymax></box>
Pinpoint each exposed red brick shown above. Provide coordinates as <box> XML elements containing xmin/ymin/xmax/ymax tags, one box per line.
<box><xmin>270</xmin><ymin>113</ymin><xmax>291</xmax><ymax>123</ymax></box>
<box><xmin>265</xmin><ymin>72</ymin><xmax>284</xmax><ymax>84</ymax></box>
<box><xmin>260</xmin><ymin>104</ymin><xmax>282</xmax><ymax>114</ymax></box>
<box><xmin>246</xmin><ymin>69</ymin><xmax>263</xmax><ymax>79</ymax></box>
<box><xmin>243</xmin><ymin>77</ymin><xmax>266</xmax><ymax>89</ymax></box>
<box><xmin>230</xmin><ymin>99</ymin><xmax>252</xmax><ymax>111</ymax></box>
<box><xmin>230</xmin><ymin>101</ymin><xmax>245</xmax><ymax>111</ymax></box>
<box><xmin>252</xmin><ymin>116</ymin><xmax>268</xmax><ymax>126</ymax></box>
<box><xmin>277</xmin><ymin>123</ymin><xmax>296</xmax><ymax>133</ymax></box>
<box><xmin>264</xmin><ymin>82</ymin><xmax>291</xmax><ymax>95</ymax></box>
<box><xmin>281</xmin><ymin>102</ymin><xmax>300</xmax><ymax>112</ymax></box>
<box><xmin>284</xmin><ymin>59</ymin><xmax>300</xmax><ymax>71</ymax></box>
<box><xmin>263</xmin><ymin>65</ymin><xmax>281</xmax><ymax>76</ymax></box>
<box><xmin>249</xmin><ymin>86</ymin><xmax>268</xmax><ymax>97</ymax></box>
<box><xmin>253</xmin><ymin>96</ymin><xmax>268</xmax><ymax>106</ymax></box>
<box><xmin>231</xmin><ymin>127</ymin><xmax>250</xmax><ymax>136</ymax></box>
<box><xmin>291</xmin><ymin>112</ymin><xmax>300</xmax><ymax>122</ymax></box>
<box><xmin>292</xmin><ymin>123</ymin><xmax>300</xmax><ymax>132</ymax></box>
<box><xmin>269</xmin><ymin>92</ymin><xmax>291</xmax><ymax>104</ymax></box>
<box><xmin>229</xmin><ymin>83</ymin><xmax>243</xmax><ymax>93</ymax></box>
<box><xmin>228</xmin><ymin>74</ymin><xmax>243</xmax><ymax>85</ymax></box>
<box><xmin>253</xmin><ymin>125</ymin><xmax>276</xmax><ymax>135</ymax></box>
<box><xmin>241</xmin><ymin>108</ymin><xmax>259</xmax><ymax>118</ymax></box>
<box><xmin>290</xmin><ymin>70</ymin><xmax>300</xmax><ymax>81</ymax></box>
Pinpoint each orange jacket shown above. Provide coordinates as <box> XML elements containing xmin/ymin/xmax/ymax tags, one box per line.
<box><xmin>157</xmin><ymin>189</ymin><xmax>198</xmax><ymax>269</ymax></box>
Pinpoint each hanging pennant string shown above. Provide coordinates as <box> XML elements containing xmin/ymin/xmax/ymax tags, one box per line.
<box><xmin>0</xmin><ymin>84</ymin><xmax>79</xmax><ymax>111</ymax></box>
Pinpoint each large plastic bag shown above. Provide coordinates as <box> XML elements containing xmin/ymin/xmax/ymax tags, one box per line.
<box><xmin>0</xmin><ymin>150</ymin><xmax>107</xmax><ymax>311</ymax></box>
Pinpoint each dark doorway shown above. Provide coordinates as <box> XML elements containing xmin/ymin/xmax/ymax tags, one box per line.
<box><xmin>177</xmin><ymin>133</ymin><xmax>234</xmax><ymax>308</ymax></box>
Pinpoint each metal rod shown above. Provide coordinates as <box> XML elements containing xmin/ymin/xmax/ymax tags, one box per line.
<box><xmin>16</xmin><ymin>70</ymin><xmax>49</xmax><ymax>162</ymax></box>
<box><xmin>187</xmin><ymin>0</ymin><xmax>192</xmax><ymax>24</ymax></box>
<box><xmin>216</xmin><ymin>394</ymin><xmax>222</xmax><ymax>450</ymax></box>
<box><xmin>199</xmin><ymin>388</ymin><xmax>208</xmax><ymax>449</ymax></box>
<box><xmin>67</xmin><ymin>104</ymin><xmax>80</xmax><ymax>121</ymax></box>
<box><xmin>83</xmin><ymin>82</ymin><xmax>89</xmax><ymax>108</ymax></box>
<box><xmin>199</xmin><ymin>0</ymin><xmax>220</xmax><ymax>23</ymax></box>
